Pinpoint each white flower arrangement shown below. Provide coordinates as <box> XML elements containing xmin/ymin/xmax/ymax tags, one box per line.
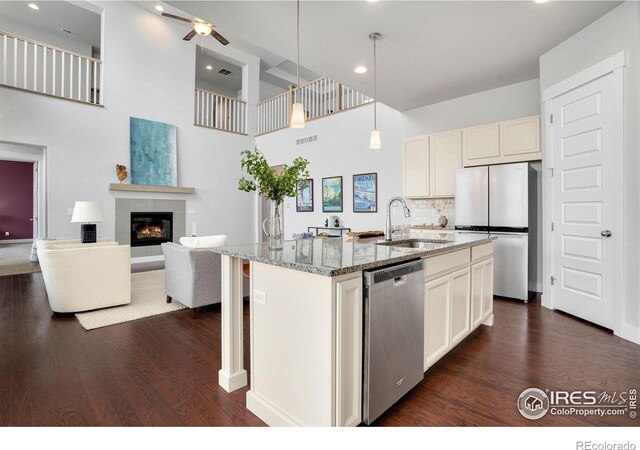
<box><xmin>430</xmin><ymin>199</ymin><xmax>452</xmax><ymax>216</ymax></box>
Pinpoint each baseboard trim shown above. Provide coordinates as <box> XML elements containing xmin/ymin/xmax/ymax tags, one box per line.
<box><xmin>218</xmin><ymin>369</ymin><xmax>247</xmax><ymax>393</ymax></box>
<box><xmin>618</xmin><ymin>324</ymin><xmax>640</xmax><ymax>346</ymax></box>
<box><xmin>131</xmin><ymin>255</ymin><xmax>164</xmax><ymax>264</ymax></box>
<box><xmin>0</xmin><ymin>239</ymin><xmax>33</xmax><ymax>245</ymax></box>
<box><xmin>246</xmin><ymin>390</ymin><xmax>301</xmax><ymax>427</ymax></box>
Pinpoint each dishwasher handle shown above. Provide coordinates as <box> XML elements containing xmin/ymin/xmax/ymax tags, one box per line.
<box><xmin>393</xmin><ymin>276</ymin><xmax>407</xmax><ymax>286</ymax></box>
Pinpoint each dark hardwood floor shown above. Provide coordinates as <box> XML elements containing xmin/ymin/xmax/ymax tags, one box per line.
<box><xmin>1</xmin><ymin>272</ymin><xmax>638</xmax><ymax>426</ymax></box>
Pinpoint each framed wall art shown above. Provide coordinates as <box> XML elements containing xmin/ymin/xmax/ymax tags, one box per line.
<box><xmin>130</xmin><ymin>117</ymin><xmax>177</xmax><ymax>187</ymax></box>
<box><xmin>296</xmin><ymin>178</ymin><xmax>314</xmax><ymax>212</ymax></box>
<box><xmin>322</xmin><ymin>176</ymin><xmax>343</xmax><ymax>212</ymax></box>
<box><xmin>353</xmin><ymin>172</ymin><xmax>378</xmax><ymax>213</ymax></box>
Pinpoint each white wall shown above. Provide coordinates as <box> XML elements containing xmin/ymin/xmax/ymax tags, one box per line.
<box><xmin>195</xmin><ymin>78</ymin><xmax>240</xmax><ymax>99</ymax></box>
<box><xmin>0</xmin><ymin>16</ymin><xmax>93</xmax><ymax>56</ymax></box>
<box><xmin>256</xmin><ymin>103</ymin><xmax>409</xmax><ymax>239</ymax></box>
<box><xmin>539</xmin><ymin>1</ymin><xmax>640</xmax><ymax>341</ymax></box>
<box><xmin>0</xmin><ymin>1</ymin><xmax>259</xmax><ymax>246</ymax></box>
<box><xmin>259</xmin><ymin>80</ymin><xmax>286</xmax><ymax>102</ymax></box>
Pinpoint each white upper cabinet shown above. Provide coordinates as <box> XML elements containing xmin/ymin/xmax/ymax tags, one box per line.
<box><xmin>404</xmin><ymin>116</ymin><xmax>540</xmax><ymax>196</ymax></box>
<box><xmin>462</xmin><ymin>123</ymin><xmax>500</xmax><ymax>165</ymax></box>
<box><xmin>462</xmin><ymin>115</ymin><xmax>541</xmax><ymax>167</ymax></box>
<box><xmin>429</xmin><ymin>130</ymin><xmax>462</xmax><ymax>198</ymax></box>
<box><xmin>402</xmin><ymin>136</ymin><xmax>430</xmax><ymax>198</ymax></box>
<box><xmin>500</xmin><ymin>116</ymin><xmax>541</xmax><ymax>157</ymax></box>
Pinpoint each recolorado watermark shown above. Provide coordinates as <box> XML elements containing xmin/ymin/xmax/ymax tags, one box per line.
<box><xmin>576</xmin><ymin>442</ymin><xmax>637</xmax><ymax>450</ymax></box>
<box><xmin>517</xmin><ymin>387</ymin><xmax>637</xmax><ymax>420</ymax></box>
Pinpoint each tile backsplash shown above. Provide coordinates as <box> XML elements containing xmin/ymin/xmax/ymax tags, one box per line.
<box><xmin>409</xmin><ymin>198</ymin><xmax>455</xmax><ymax>227</ymax></box>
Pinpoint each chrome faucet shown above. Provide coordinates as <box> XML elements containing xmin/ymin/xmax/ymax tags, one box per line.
<box><xmin>385</xmin><ymin>197</ymin><xmax>411</xmax><ymax>241</ymax></box>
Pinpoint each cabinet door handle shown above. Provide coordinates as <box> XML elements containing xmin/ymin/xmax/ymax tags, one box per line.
<box><xmin>601</xmin><ymin>230</ymin><xmax>612</xmax><ymax>238</ymax></box>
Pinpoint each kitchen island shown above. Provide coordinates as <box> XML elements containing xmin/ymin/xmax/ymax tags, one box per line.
<box><xmin>211</xmin><ymin>232</ymin><xmax>494</xmax><ymax>426</ymax></box>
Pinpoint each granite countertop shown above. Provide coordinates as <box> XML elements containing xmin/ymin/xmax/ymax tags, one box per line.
<box><xmin>212</xmin><ymin>232</ymin><xmax>493</xmax><ymax>277</ymax></box>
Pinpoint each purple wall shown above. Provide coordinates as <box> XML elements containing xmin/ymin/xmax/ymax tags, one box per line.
<box><xmin>0</xmin><ymin>160</ymin><xmax>34</xmax><ymax>240</ymax></box>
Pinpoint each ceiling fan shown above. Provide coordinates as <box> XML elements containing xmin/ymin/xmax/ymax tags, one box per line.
<box><xmin>161</xmin><ymin>12</ymin><xmax>229</xmax><ymax>46</ymax></box>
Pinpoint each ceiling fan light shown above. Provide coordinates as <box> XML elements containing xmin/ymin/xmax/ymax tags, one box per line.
<box><xmin>369</xmin><ymin>129</ymin><xmax>381</xmax><ymax>149</ymax></box>
<box><xmin>193</xmin><ymin>22</ymin><xmax>212</xmax><ymax>36</ymax></box>
<box><xmin>290</xmin><ymin>102</ymin><xmax>306</xmax><ymax>128</ymax></box>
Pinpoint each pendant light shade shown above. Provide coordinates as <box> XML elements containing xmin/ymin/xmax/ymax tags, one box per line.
<box><xmin>290</xmin><ymin>0</ymin><xmax>305</xmax><ymax>129</ymax></box>
<box><xmin>291</xmin><ymin>102</ymin><xmax>306</xmax><ymax>128</ymax></box>
<box><xmin>369</xmin><ymin>129</ymin><xmax>381</xmax><ymax>149</ymax></box>
<box><xmin>369</xmin><ymin>32</ymin><xmax>381</xmax><ymax>149</ymax></box>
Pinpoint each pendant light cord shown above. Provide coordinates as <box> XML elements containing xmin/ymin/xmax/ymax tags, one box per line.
<box><xmin>373</xmin><ymin>35</ymin><xmax>377</xmax><ymax>130</ymax></box>
<box><xmin>296</xmin><ymin>0</ymin><xmax>300</xmax><ymax>101</ymax></box>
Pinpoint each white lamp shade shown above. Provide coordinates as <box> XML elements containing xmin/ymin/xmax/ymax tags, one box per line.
<box><xmin>71</xmin><ymin>201</ymin><xmax>104</xmax><ymax>223</ymax></box>
<box><xmin>290</xmin><ymin>102</ymin><xmax>306</xmax><ymax>128</ymax></box>
<box><xmin>369</xmin><ymin>129</ymin><xmax>381</xmax><ymax>149</ymax></box>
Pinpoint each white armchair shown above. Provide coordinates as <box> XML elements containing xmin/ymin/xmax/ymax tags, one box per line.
<box><xmin>36</xmin><ymin>240</ymin><xmax>131</xmax><ymax>313</ymax></box>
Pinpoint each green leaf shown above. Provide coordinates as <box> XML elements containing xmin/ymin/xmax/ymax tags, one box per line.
<box><xmin>238</xmin><ymin>147</ymin><xmax>310</xmax><ymax>203</ymax></box>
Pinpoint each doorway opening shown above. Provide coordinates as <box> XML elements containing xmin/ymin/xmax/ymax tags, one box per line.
<box><xmin>0</xmin><ymin>141</ymin><xmax>47</xmax><ymax>276</ymax></box>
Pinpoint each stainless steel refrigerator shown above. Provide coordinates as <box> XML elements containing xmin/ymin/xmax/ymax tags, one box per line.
<box><xmin>455</xmin><ymin>163</ymin><xmax>537</xmax><ymax>301</ymax></box>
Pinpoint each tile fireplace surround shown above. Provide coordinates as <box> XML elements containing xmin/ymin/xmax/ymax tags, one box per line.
<box><xmin>115</xmin><ymin>198</ymin><xmax>186</xmax><ymax>258</ymax></box>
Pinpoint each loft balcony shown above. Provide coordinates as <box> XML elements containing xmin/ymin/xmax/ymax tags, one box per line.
<box><xmin>256</xmin><ymin>77</ymin><xmax>373</xmax><ymax>136</ymax></box>
<box><xmin>0</xmin><ymin>30</ymin><xmax>102</xmax><ymax>106</ymax></box>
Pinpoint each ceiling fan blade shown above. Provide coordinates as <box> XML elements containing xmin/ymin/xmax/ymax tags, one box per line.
<box><xmin>161</xmin><ymin>12</ymin><xmax>194</xmax><ymax>24</ymax></box>
<box><xmin>183</xmin><ymin>29</ymin><xmax>197</xmax><ymax>41</ymax></box>
<box><xmin>210</xmin><ymin>29</ymin><xmax>229</xmax><ymax>46</ymax></box>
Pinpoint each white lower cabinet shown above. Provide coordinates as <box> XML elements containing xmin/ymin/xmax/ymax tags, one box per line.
<box><xmin>423</xmin><ymin>248</ymin><xmax>493</xmax><ymax>372</ymax></box>
<box><xmin>449</xmin><ymin>267</ymin><xmax>471</xmax><ymax>347</ymax></box>
<box><xmin>471</xmin><ymin>258</ymin><xmax>494</xmax><ymax>327</ymax></box>
<box><xmin>424</xmin><ymin>276</ymin><xmax>451</xmax><ymax>370</ymax></box>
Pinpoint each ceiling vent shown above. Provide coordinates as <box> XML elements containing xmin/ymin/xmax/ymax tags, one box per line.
<box><xmin>217</xmin><ymin>68</ymin><xmax>232</xmax><ymax>76</ymax></box>
<box><xmin>296</xmin><ymin>135</ymin><xmax>318</xmax><ymax>146</ymax></box>
<box><xmin>61</xmin><ymin>29</ymin><xmax>79</xmax><ymax>37</ymax></box>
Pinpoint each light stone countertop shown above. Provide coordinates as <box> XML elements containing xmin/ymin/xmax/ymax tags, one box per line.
<box><xmin>212</xmin><ymin>232</ymin><xmax>493</xmax><ymax>277</ymax></box>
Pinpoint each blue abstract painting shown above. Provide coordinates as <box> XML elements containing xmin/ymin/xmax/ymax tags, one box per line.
<box><xmin>130</xmin><ymin>117</ymin><xmax>177</xmax><ymax>186</ymax></box>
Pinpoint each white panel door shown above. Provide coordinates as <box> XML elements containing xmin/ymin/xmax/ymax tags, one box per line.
<box><xmin>550</xmin><ymin>72</ymin><xmax>615</xmax><ymax>329</ymax></box>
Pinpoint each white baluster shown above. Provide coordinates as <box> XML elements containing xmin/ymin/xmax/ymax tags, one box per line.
<box><xmin>33</xmin><ymin>43</ymin><xmax>37</xmax><ymax>91</ymax></box>
<box><xmin>77</xmin><ymin>56</ymin><xmax>81</xmax><ymax>100</ymax></box>
<box><xmin>60</xmin><ymin>52</ymin><xmax>65</xmax><ymax>97</ymax></box>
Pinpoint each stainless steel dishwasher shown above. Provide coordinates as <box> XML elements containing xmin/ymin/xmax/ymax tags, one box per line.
<box><xmin>363</xmin><ymin>259</ymin><xmax>425</xmax><ymax>425</ymax></box>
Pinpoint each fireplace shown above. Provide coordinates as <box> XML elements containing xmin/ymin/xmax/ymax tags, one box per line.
<box><xmin>130</xmin><ymin>212</ymin><xmax>173</xmax><ymax>247</ymax></box>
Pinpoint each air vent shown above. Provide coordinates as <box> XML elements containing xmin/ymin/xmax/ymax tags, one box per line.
<box><xmin>296</xmin><ymin>135</ymin><xmax>318</xmax><ymax>146</ymax></box>
<box><xmin>217</xmin><ymin>68</ymin><xmax>232</xmax><ymax>76</ymax></box>
<box><xmin>61</xmin><ymin>29</ymin><xmax>79</xmax><ymax>37</ymax></box>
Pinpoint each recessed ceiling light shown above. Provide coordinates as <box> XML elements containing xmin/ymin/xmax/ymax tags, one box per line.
<box><xmin>28</xmin><ymin>3</ymin><xmax>39</xmax><ymax>10</ymax></box>
<box><xmin>354</xmin><ymin>66</ymin><xmax>368</xmax><ymax>74</ymax></box>
<box><xmin>534</xmin><ymin>0</ymin><xmax>549</xmax><ymax>3</ymax></box>
<box><xmin>367</xmin><ymin>0</ymin><xmax>379</xmax><ymax>3</ymax></box>
<box><xmin>206</xmin><ymin>65</ymin><xmax>213</xmax><ymax>70</ymax></box>
<box><xmin>155</xmin><ymin>5</ymin><xmax>164</xmax><ymax>12</ymax></box>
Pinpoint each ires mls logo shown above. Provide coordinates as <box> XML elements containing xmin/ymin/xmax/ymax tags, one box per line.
<box><xmin>517</xmin><ymin>388</ymin><xmax>550</xmax><ymax>420</ymax></box>
<box><xmin>517</xmin><ymin>387</ymin><xmax>638</xmax><ymax>420</ymax></box>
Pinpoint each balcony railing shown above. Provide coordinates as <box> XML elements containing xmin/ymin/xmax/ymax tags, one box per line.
<box><xmin>0</xmin><ymin>30</ymin><xmax>103</xmax><ymax>105</ymax></box>
<box><xmin>257</xmin><ymin>77</ymin><xmax>373</xmax><ymax>135</ymax></box>
<box><xmin>194</xmin><ymin>88</ymin><xmax>247</xmax><ymax>135</ymax></box>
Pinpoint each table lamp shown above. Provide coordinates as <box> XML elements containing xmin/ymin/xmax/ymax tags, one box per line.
<box><xmin>71</xmin><ymin>201</ymin><xmax>104</xmax><ymax>243</ymax></box>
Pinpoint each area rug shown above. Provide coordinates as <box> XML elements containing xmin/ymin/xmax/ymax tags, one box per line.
<box><xmin>76</xmin><ymin>270</ymin><xmax>186</xmax><ymax>330</ymax></box>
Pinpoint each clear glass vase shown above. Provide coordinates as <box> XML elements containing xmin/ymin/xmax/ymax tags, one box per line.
<box><xmin>262</xmin><ymin>201</ymin><xmax>284</xmax><ymax>250</ymax></box>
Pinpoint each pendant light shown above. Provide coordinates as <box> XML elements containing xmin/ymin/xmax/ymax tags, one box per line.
<box><xmin>369</xmin><ymin>32</ymin><xmax>381</xmax><ymax>149</ymax></box>
<box><xmin>290</xmin><ymin>0</ymin><xmax>305</xmax><ymax>128</ymax></box>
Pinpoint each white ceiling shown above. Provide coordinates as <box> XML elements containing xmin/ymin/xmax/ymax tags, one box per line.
<box><xmin>0</xmin><ymin>1</ymin><xmax>101</xmax><ymax>50</ymax></box>
<box><xmin>169</xmin><ymin>0</ymin><xmax>620</xmax><ymax>111</ymax></box>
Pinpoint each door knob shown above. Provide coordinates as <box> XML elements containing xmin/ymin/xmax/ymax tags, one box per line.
<box><xmin>601</xmin><ymin>230</ymin><xmax>612</xmax><ymax>237</ymax></box>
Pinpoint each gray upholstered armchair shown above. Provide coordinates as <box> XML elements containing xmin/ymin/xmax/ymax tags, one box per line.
<box><xmin>161</xmin><ymin>242</ymin><xmax>248</xmax><ymax>317</ymax></box>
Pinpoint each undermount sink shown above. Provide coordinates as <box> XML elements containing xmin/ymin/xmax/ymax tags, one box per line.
<box><xmin>376</xmin><ymin>238</ymin><xmax>451</xmax><ymax>248</ymax></box>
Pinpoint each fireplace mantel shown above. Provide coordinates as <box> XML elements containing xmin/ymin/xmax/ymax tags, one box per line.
<box><xmin>109</xmin><ymin>183</ymin><xmax>195</xmax><ymax>194</ymax></box>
